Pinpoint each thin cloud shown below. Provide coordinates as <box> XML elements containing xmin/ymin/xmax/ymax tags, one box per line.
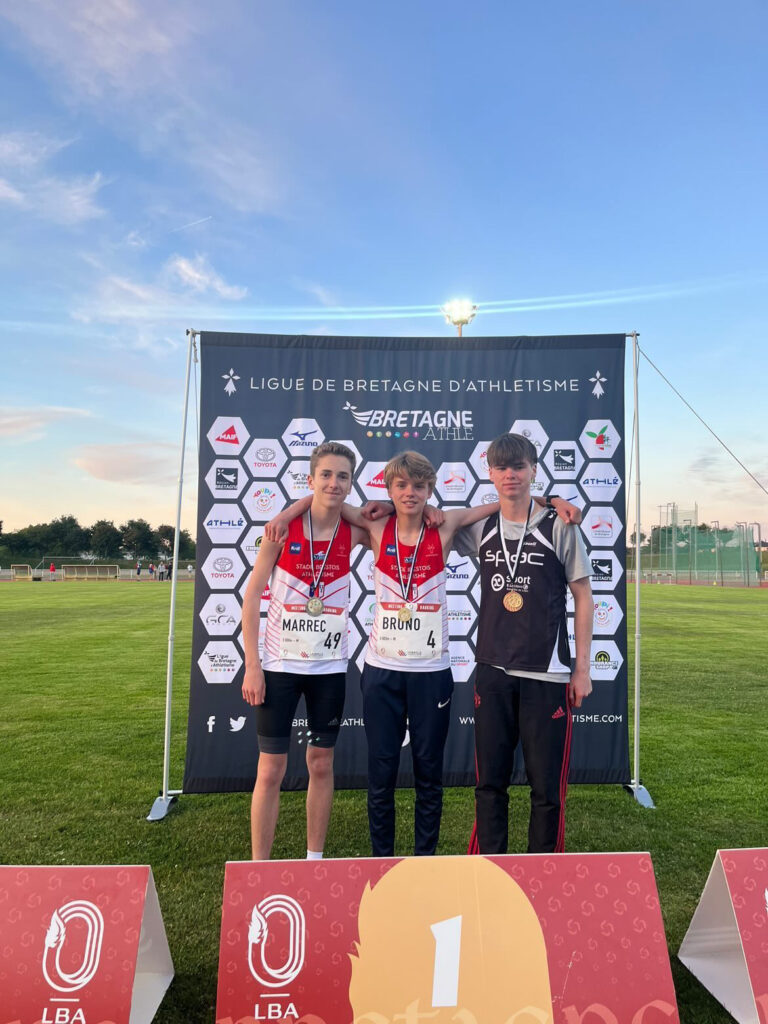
<box><xmin>72</xmin><ymin>442</ymin><xmax>179</xmax><ymax>485</ymax></box>
<box><xmin>0</xmin><ymin>405</ymin><xmax>92</xmax><ymax>441</ymax></box>
<box><xmin>0</xmin><ymin>130</ymin><xmax>70</xmax><ymax>169</ymax></box>
<box><xmin>0</xmin><ymin>177</ymin><xmax>25</xmax><ymax>205</ymax></box>
<box><xmin>0</xmin><ymin>2</ymin><xmax>282</xmax><ymax>212</ymax></box>
<box><xmin>0</xmin><ymin>130</ymin><xmax>105</xmax><ymax>223</ymax></box>
<box><xmin>165</xmin><ymin>254</ymin><xmax>247</xmax><ymax>300</ymax></box>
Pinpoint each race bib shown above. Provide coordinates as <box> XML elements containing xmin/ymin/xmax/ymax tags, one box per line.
<box><xmin>279</xmin><ymin>603</ymin><xmax>347</xmax><ymax>661</ymax></box>
<box><xmin>374</xmin><ymin>601</ymin><xmax>443</xmax><ymax>660</ymax></box>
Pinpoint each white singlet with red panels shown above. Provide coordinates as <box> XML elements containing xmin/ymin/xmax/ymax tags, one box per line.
<box><xmin>262</xmin><ymin>515</ymin><xmax>352</xmax><ymax>674</ymax></box>
<box><xmin>364</xmin><ymin>516</ymin><xmax>449</xmax><ymax>672</ymax></box>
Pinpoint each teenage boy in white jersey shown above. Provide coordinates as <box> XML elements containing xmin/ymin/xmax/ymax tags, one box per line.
<box><xmin>455</xmin><ymin>432</ymin><xmax>593</xmax><ymax>856</ymax></box>
<box><xmin>241</xmin><ymin>442</ymin><xmax>368</xmax><ymax>861</ymax></box>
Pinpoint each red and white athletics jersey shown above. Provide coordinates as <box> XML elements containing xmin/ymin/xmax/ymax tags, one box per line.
<box><xmin>365</xmin><ymin>516</ymin><xmax>449</xmax><ymax>672</ymax></box>
<box><xmin>263</xmin><ymin>515</ymin><xmax>352</xmax><ymax>674</ymax></box>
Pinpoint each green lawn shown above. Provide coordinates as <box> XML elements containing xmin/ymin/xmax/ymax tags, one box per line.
<box><xmin>1</xmin><ymin>582</ymin><xmax>766</xmax><ymax>1022</ymax></box>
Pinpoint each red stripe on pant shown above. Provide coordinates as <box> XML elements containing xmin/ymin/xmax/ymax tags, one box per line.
<box><xmin>555</xmin><ymin>701</ymin><xmax>573</xmax><ymax>853</ymax></box>
<box><xmin>467</xmin><ymin>745</ymin><xmax>480</xmax><ymax>855</ymax></box>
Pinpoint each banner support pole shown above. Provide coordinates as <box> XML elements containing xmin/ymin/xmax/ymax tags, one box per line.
<box><xmin>148</xmin><ymin>328</ymin><xmax>198</xmax><ymax>821</ymax></box>
<box><xmin>624</xmin><ymin>331</ymin><xmax>654</xmax><ymax>808</ymax></box>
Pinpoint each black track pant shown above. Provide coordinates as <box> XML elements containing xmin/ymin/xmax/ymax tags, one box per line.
<box><xmin>361</xmin><ymin>665</ymin><xmax>453</xmax><ymax>857</ymax></box>
<box><xmin>472</xmin><ymin>664</ymin><xmax>572</xmax><ymax>854</ymax></box>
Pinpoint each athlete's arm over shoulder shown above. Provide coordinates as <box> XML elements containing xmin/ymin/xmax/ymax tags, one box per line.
<box><xmin>264</xmin><ymin>495</ymin><xmax>312</xmax><ymax>543</ymax></box>
<box><xmin>437</xmin><ymin>502</ymin><xmax>499</xmax><ymax>555</ymax></box>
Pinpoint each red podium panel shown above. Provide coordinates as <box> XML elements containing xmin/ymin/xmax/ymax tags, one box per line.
<box><xmin>216</xmin><ymin>853</ymin><xmax>678</xmax><ymax>1024</ymax></box>
<box><xmin>679</xmin><ymin>848</ymin><xmax>768</xmax><ymax>1024</ymax></box>
<box><xmin>0</xmin><ymin>865</ymin><xmax>173</xmax><ymax>1024</ymax></box>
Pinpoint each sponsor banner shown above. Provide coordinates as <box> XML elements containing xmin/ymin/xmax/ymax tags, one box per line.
<box><xmin>0</xmin><ymin>865</ymin><xmax>172</xmax><ymax>1024</ymax></box>
<box><xmin>679</xmin><ymin>848</ymin><xmax>768</xmax><ymax>1024</ymax></box>
<box><xmin>216</xmin><ymin>854</ymin><xmax>678</xmax><ymax>1024</ymax></box>
<box><xmin>185</xmin><ymin>333</ymin><xmax>628</xmax><ymax>792</ymax></box>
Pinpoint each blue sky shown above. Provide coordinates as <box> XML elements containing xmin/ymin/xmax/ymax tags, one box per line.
<box><xmin>1</xmin><ymin>1</ymin><xmax>766</xmax><ymax>541</ymax></box>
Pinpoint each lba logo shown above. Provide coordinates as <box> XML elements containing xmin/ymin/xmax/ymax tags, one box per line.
<box><xmin>43</xmin><ymin>900</ymin><xmax>104</xmax><ymax>993</ymax></box>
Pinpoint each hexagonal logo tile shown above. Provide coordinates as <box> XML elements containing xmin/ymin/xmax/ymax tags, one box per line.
<box><xmin>592</xmin><ymin>596</ymin><xmax>624</xmax><ymax>636</ymax></box>
<box><xmin>447</xmin><ymin>593</ymin><xmax>475</xmax><ymax>637</ymax></box>
<box><xmin>589</xmin><ymin>550</ymin><xmax>623</xmax><ymax>592</ymax></box>
<box><xmin>242</xmin><ymin>438</ymin><xmax>286</xmax><ymax>479</ymax></box>
<box><xmin>444</xmin><ymin>550</ymin><xmax>476</xmax><ymax>592</ymax></box>
<box><xmin>581</xmin><ymin>506</ymin><xmax>623</xmax><ymax>547</ymax></box>
<box><xmin>542</xmin><ymin>441</ymin><xmax>584</xmax><ymax>481</ymax></box>
<box><xmin>579</xmin><ymin>462</ymin><xmax>622</xmax><ymax>503</ymax></box>
<box><xmin>206</xmin><ymin>416</ymin><xmax>249</xmax><ymax>457</ymax></box>
<box><xmin>202</xmin><ymin>503</ymin><xmax>247</xmax><ymax>545</ymax></box>
<box><xmin>468</xmin><ymin>441</ymin><xmax>491</xmax><ymax>482</ymax></box>
<box><xmin>509</xmin><ymin>419</ymin><xmax>549</xmax><ymax>457</ymax></box>
<box><xmin>199</xmin><ymin>594</ymin><xmax>242</xmax><ymax>636</ymax></box>
<box><xmin>281</xmin><ymin>417</ymin><xmax>325</xmax><ymax>455</ymax></box>
<box><xmin>205</xmin><ymin>459</ymin><xmax>248</xmax><ymax>499</ymax></box>
<box><xmin>241</xmin><ymin>480</ymin><xmax>287</xmax><ymax>522</ymax></box>
<box><xmin>590</xmin><ymin>639</ymin><xmax>624</xmax><ymax>681</ymax></box>
<box><xmin>449</xmin><ymin>639</ymin><xmax>475</xmax><ymax>682</ymax></box>
<box><xmin>281</xmin><ymin>460</ymin><xmax>312</xmax><ymax>500</ymax></box>
<box><xmin>435</xmin><ymin>461</ymin><xmax>471</xmax><ymax>504</ymax></box>
<box><xmin>240</xmin><ymin>525</ymin><xmax>264</xmax><ymax>566</ymax></box>
<box><xmin>357</xmin><ymin>461</ymin><xmax>389</xmax><ymax>501</ymax></box>
<box><xmin>198</xmin><ymin>640</ymin><xmax>242</xmax><ymax>683</ymax></box>
<box><xmin>472</xmin><ymin>482</ymin><xmax>500</xmax><ymax>507</ymax></box>
<box><xmin>200</xmin><ymin>548</ymin><xmax>246</xmax><ymax>590</ymax></box>
<box><xmin>579</xmin><ymin>419</ymin><xmax>620</xmax><ymax>460</ymax></box>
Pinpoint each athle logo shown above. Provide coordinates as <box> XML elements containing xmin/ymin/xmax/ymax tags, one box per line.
<box><xmin>43</xmin><ymin>900</ymin><xmax>104</xmax><ymax>993</ymax></box>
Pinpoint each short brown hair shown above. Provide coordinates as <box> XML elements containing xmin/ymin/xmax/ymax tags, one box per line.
<box><xmin>486</xmin><ymin>432</ymin><xmax>537</xmax><ymax>468</ymax></box>
<box><xmin>383</xmin><ymin>450</ymin><xmax>437</xmax><ymax>490</ymax></box>
<box><xmin>309</xmin><ymin>441</ymin><xmax>356</xmax><ymax>476</ymax></box>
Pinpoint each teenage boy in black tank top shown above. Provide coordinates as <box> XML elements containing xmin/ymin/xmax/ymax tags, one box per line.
<box><xmin>455</xmin><ymin>433</ymin><xmax>593</xmax><ymax>855</ymax></box>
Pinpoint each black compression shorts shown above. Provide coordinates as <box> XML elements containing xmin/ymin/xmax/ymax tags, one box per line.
<box><xmin>255</xmin><ymin>670</ymin><xmax>346</xmax><ymax>754</ymax></box>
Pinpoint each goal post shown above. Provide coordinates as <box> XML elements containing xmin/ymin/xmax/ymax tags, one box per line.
<box><xmin>61</xmin><ymin>564</ymin><xmax>120</xmax><ymax>580</ymax></box>
<box><xmin>11</xmin><ymin>564</ymin><xmax>32</xmax><ymax>580</ymax></box>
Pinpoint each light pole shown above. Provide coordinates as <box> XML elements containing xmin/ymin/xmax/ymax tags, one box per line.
<box><xmin>711</xmin><ymin>519</ymin><xmax>723</xmax><ymax>587</ymax></box>
<box><xmin>688</xmin><ymin>520</ymin><xmax>696</xmax><ymax>585</ymax></box>
<box><xmin>736</xmin><ymin>522</ymin><xmax>749</xmax><ymax>586</ymax></box>
<box><xmin>749</xmin><ymin>522</ymin><xmax>762</xmax><ymax>582</ymax></box>
<box><xmin>441</xmin><ymin>299</ymin><xmax>478</xmax><ymax>337</ymax></box>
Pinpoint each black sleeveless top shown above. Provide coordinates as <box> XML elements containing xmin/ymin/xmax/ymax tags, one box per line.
<box><xmin>475</xmin><ymin>511</ymin><xmax>571</xmax><ymax>675</ymax></box>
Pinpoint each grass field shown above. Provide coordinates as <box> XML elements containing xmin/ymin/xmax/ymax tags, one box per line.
<box><xmin>1</xmin><ymin>582</ymin><xmax>766</xmax><ymax>1022</ymax></box>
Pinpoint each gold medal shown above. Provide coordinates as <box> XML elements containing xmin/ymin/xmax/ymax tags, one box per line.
<box><xmin>503</xmin><ymin>590</ymin><xmax>524</xmax><ymax>613</ymax></box>
<box><xmin>306</xmin><ymin>597</ymin><xmax>325</xmax><ymax>616</ymax></box>
<box><xmin>397</xmin><ymin>605</ymin><xmax>412</xmax><ymax>623</ymax></box>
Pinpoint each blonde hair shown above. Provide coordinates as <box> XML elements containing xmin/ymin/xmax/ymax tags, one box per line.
<box><xmin>349</xmin><ymin>856</ymin><xmax>553</xmax><ymax>1024</ymax></box>
<box><xmin>383</xmin><ymin>450</ymin><xmax>437</xmax><ymax>491</ymax></box>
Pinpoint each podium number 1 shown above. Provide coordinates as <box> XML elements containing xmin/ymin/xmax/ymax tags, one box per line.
<box><xmin>431</xmin><ymin>915</ymin><xmax>462</xmax><ymax>1007</ymax></box>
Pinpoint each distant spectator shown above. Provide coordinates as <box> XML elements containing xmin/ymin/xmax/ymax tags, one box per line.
<box><xmin>158</xmin><ymin>562</ymin><xmax>166</xmax><ymax>581</ymax></box>
<box><xmin>49</xmin><ymin>562</ymin><xmax>56</xmax><ymax>581</ymax></box>
<box><xmin>149</xmin><ymin>562</ymin><xmax>155</xmax><ymax>579</ymax></box>
<box><xmin>136</xmin><ymin>561</ymin><xmax>142</xmax><ymax>577</ymax></box>
<box><xmin>187</xmin><ymin>564</ymin><xmax>194</xmax><ymax>575</ymax></box>
<box><xmin>166</xmin><ymin>561</ymin><xmax>173</xmax><ymax>580</ymax></box>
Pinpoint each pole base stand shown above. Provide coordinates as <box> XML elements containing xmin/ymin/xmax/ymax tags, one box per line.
<box><xmin>624</xmin><ymin>783</ymin><xmax>655</xmax><ymax>809</ymax></box>
<box><xmin>147</xmin><ymin>793</ymin><xmax>179</xmax><ymax>822</ymax></box>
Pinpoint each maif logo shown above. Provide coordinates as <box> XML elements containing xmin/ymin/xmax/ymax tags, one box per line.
<box><xmin>43</xmin><ymin>900</ymin><xmax>104</xmax><ymax>992</ymax></box>
<box><xmin>248</xmin><ymin>894</ymin><xmax>306</xmax><ymax>988</ymax></box>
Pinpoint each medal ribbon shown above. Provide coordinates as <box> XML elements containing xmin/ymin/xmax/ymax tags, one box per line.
<box><xmin>307</xmin><ymin>513</ymin><xmax>340</xmax><ymax>598</ymax></box>
<box><xmin>394</xmin><ymin>521</ymin><xmax>425</xmax><ymax>605</ymax></box>
<box><xmin>497</xmin><ymin>501</ymin><xmax>533</xmax><ymax>594</ymax></box>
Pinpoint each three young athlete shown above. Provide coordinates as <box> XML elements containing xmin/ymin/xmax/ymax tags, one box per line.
<box><xmin>241</xmin><ymin>434</ymin><xmax>593</xmax><ymax>860</ymax></box>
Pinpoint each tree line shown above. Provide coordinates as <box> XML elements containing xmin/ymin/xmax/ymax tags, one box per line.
<box><xmin>0</xmin><ymin>515</ymin><xmax>195</xmax><ymax>563</ymax></box>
